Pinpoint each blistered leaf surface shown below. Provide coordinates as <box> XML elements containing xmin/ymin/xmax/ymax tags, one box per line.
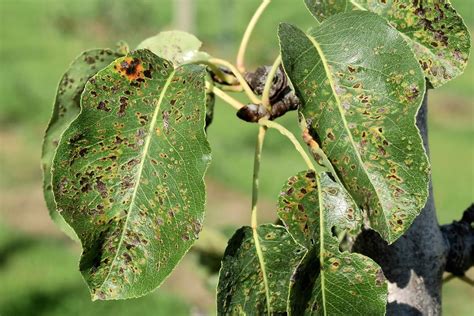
<box><xmin>304</xmin><ymin>0</ymin><xmax>471</xmax><ymax>88</ymax></box>
<box><xmin>278</xmin><ymin>171</ymin><xmax>387</xmax><ymax>315</ymax></box>
<box><xmin>137</xmin><ymin>31</ymin><xmax>210</xmax><ymax>66</ymax></box>
<box><xmin>42</xmin><ymin>49</ymin><xmax>123</xmax><ymax>239</ymax></box>
<box><xmin>279</xmin><ymin>12</ymin><xmax>430</xmax><ymax>243</ymax></box>
<box><xmin>217</xmin><ymin>224</ymin><xmax>306</xmax><ymax>315</ymax></box>
<box><xmin>52</xmin><ymin>49</ymin><xmax>211</xmax><ymax>300</ymax></box>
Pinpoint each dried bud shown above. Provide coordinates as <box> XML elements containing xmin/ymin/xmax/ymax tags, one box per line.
<box><xmin>236</xmin><ymin>104</ymin><xmax>269</xmax><ymax>123</ymax></box>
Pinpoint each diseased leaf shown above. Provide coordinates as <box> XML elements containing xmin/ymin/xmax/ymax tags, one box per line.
<box><xmin>278</xmin><ymin>171</ymin><xmax>387</xmax><ymax>315</ymax></box>
<box><xmin>279</xmin><ymin>12</ymin><xmax>430</xmax><ymax>243</ymax></box>
<box><xmin>52</xmin><ymin>49</ymin><xmax>211</xmax><ymax>300</ymax></box>
<box><xmin>304</xmin><ymin>0</ymin><xmax>471</xmax><ymax>88</ymax></box>
<box><xmin>42</xmin><ymin>48</ymin><xmax>123</xmax><ymax>239</ymax></box>
<box><xmin>304</xmin><ymin>0</ymin><xmax>352</xmax><ymax>22</ymax></box>
<box><xmin>277</xmin><ymin>171</ymin><xmax>361</xmax><ymax>249</ymax></box>
<box><xmin>137</xmin><ymin>31</ymin><xmax>210</xmax><ymax>66</ymax></box>
<box><xmin>138</xmin><ymin>31</ymin><xmax>215</xmax><ymax>128</ymax></box>
<box><xmin>217</xmin><ymin>224</ymin><xmax>306</xmax><ymax>315</ymax></box>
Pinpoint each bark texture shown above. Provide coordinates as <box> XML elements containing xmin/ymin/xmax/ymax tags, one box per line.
<box><xmin>353</xmin><ymin>93</ymin><xmax>449</xmax><ymax>315</ymax></box>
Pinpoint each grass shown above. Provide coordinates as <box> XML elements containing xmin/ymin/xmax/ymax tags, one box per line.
<box><xmin>0</xmin><ymin>0</ymin><xmax>473</xmax><ymax>315</ymax></box>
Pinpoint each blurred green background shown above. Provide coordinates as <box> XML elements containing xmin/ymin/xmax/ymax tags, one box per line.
<box><xmin>0</xmin><ymin>0</ymin><xmax>472</xmax><ymax>315</ymax></box>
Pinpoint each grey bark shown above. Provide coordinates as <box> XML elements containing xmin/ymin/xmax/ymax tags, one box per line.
<box><xmin>353</xmin><ymin>93</ymin><xmax>449</xmax><ymax>315</ymax></box>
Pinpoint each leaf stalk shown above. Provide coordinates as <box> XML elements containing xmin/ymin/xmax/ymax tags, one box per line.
<box><xmin>236</xmin><ymin>0</ymin><xmax>272</xmax><ymax>73</ymax></box>
<box><xmin>209</xmin><ymin>58</ymin><xmax>261</xmax><ymax>104</ymax></box>
<box><xmin>261</xmin><ymin>54</ymin><xmax>282</xmax><ymax>112</ymax></box>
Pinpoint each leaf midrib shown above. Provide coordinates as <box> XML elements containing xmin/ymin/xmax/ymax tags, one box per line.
<box><xmin>97</xmin><ymin>68</ymin><xmax>177</xmax><ymax>292</ymax></box>
<box><xmin>316</xmin><ymin>174</ymin><xmax>328</xmax><ymax>316</ymax></box>
<box><xmin>253</xmin><ymin>227</ymin><xmax>272</xmax><ymax>315</ymax></box>
<box><xmin>304</xmin><ymin>33</ymin><xmax>391</xmax><ymax>237</ymax></box>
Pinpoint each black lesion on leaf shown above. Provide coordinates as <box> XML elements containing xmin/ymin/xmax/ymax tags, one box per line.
<box><xmin>143</xmin><ymin>69</ymin><xmax>152</xmax><ymax>78</ymax></box>
<box><xmin>122</xmin><ymin>58</ymin><xmax>140</xmax><ymax>76</ymax></box>
<box><xmin>97</xmin><ymin>100</ymin><xmax>111</xmax><ymax>112</ymax></box>
<box><xmin>118</xmin><ymin>96</ymin><xmax>128</xmax><ymax>117</ymax></box>
<box><xmin>84</xmin><ymin>55</ymin><xmax>96</xmax><ymax>65</ymax></box>
<box><xmin>96</xmin><ymin>177</ymin><xmax>108</xmax><ymax>198</ymax></box>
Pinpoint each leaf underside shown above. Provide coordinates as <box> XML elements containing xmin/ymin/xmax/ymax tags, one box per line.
<box><xmin>217</xmin><ymin>224</ymin><xmax>306</xmax><ymax>315</ymax></box>
<box><xmin>42</xmin><ymin>48</ymin><xmax>124</xmax><ymax>239</ymax></box>
<box><xmin>278</xmin><ymin>171</ymin><xmax>387</xmax><ymax>315</ymax></box>
<box><xmin>304</xmin><ymin>0</ymin><xmax>471</xmax><ymax>88</ymax></box>
<box><xmin>52</xmin><ymin>49</ymin><xmax>211</xmax><ymax>300</ymax></box>
<box><xmin>279</xmin><ymin>11</ymin><xmax>430</xmax><ymax>243</ymax></box>
<box><xmin>137</xmin><ymin>30</ymin><xmax>210</xmax><ymax>67</ymax></box>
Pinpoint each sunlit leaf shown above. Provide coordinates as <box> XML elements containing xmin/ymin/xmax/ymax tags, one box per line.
<box><xmin>217</xmin><ymin>224</ymin><xmax>306</xmax><ymax>315</ymax></box>
<box><xmin>279</xmin><ymin>12</ymin><xmax>430</xmax><ymax>243</ymax></box>
<box><xmin>304</xmin><ymin>0</ymin><xmax>471</xmax><ymax>88</ymax></box>
<box><xmin>278</xmin><ymin>171</ymin><xmax>387</xmax><ymax>315</ymax></box>
<box><xmin>137</xmin><ymin>31</ymin><xmax>210</xmax><ymax>66</ymax></box>
<box><xmin>304</xmin><ymin>0</ymin><xmax>351</xmax><ymax>22</ymax></box>
<box><xmin>52</xmin><ymin>49</ymin><xmax>211</xmax><ymax>300</ymax></box>
<box><xmin>42</xmin><ymin>48</ymin><xmax>124</xmax><ymax>240</ymax></box>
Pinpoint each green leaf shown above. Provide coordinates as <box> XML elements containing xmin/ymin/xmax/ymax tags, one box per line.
<box><xmin>304</xmin><ymin>0</ymin><xmax>351</xmax><ymax>22</ymax></box>
<box><xmin>278</xmin><ymin>171</ymin><xmax>361</xmax><ymax>249</ymax></box>
<box><xmin>217</xmin><ymin>224</ymin><xmax>306</xmax><ymax>315</ymax></box>
<box><xmin>279</xmin><ymin>12</ymin><xmax>430</xmax><ymax>243</ymax></box>
<box><xmin>278</xmin><ymin>171</ymin><xmax>387</xmax><ymax>315</ymax></box>
<box><xmin>304</xmin><ymin>0</ymin><xmax>471</xmax><ymax>88</ymax></box>
<box><xmin>137</xmin><ymin>31</ymin><xmax>210</xmax><ymax>66</ymax></box>
<box><xmin>42</xmin><ymin>49</ymin><xmax>123</xmax><ymax>240</ymax></box>
<box><xmin>52</xmin><ymin>49</ymin><xmax>211</xmax><ymax>300</ymax></box>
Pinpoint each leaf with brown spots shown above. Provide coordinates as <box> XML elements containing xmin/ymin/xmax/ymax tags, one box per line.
<box><xmin>51</xmin><ymin>49</ymin><xmax>211</xmax><ymax>300</ymax></box>
<box><xmin>42</xmin><ymin>48</ymin><xmax>124</xmax><ymax>240</ymax></box>
<box><xmin>304</xmin><ymin>0</ymin><xmax>471</xmax><ymax>88</ymax></box>
<box><xmin>278</xmin><ymin>171</ymin><xmax>387</xmax><ymax>315</ymax></box>
<box><xmin>217</xmin><ymin>224</ymin><xmax>306</xmax><ymax>315</ymax></box>
<box><xmin>137</xmin><ymin>31</ymin><xmax>210</xmax><ymax>67</ymax></box>
<box><xmin>279</xmin><ymin>12</ymin><xmax>430</xmax><ymax>243</ymax></box>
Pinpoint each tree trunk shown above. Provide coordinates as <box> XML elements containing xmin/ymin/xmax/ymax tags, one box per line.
<box><xmin>353</xmin><ymin>92</ymin><xmax>449</xmax><ymax>315</ymax></box>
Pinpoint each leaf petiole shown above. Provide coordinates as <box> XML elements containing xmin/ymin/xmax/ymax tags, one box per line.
<box><xmin>258</xmin><ymin>118</ymin><xmax>317</xmax><ymax>172</ymax></box>
<box><xmin>261</xmin><ymin>54</ymin><xmax>282</xmax><ymax>112</ymax></box>
<box><xmin>209</xmin><ymin>83</ymin><xmax>317</xmax><ymax>175</ymax></box>
<box><xmin>209</xmin><ymin>57</ymin><xmax>261</xmax><ymax>104</ymax></box>
<box><xmin>251</xmin><ymin>126</ymin><xmax>267</xmax><ymax>229</ymax></box>
<box><xmin>192</xmin><ymin>59</ymin><xmax>239</xmax><ymax>85</ymax></box>
<box><xmin>236</xmin><ymin>0</ymin><xmax>272</xmax><ymax>73</ymax></box>
<box><xmin>206</xmin><ymin>82</ymin><xmax>244</xmax><ymax>110</ymax></box>
<box><xmin>249</xmin><ymin>125</ymin><xmax>272</xmax><ymax>315</ymax></box>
